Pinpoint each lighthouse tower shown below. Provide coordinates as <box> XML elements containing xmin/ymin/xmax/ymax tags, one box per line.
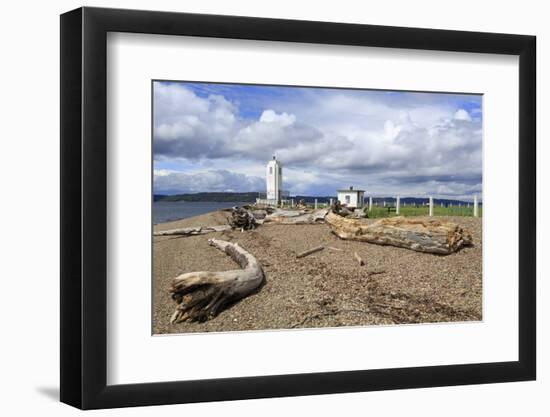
<box><xmin>266</xmin><ymin>156</ymin><xmax>283</xmax><ymax>205</ymax></box>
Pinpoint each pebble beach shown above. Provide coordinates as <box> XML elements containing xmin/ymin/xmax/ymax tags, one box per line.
<box><xmin>153</xmin><ymin>211</ymin><xmax>482</xmax><ymax>335</ymax></box>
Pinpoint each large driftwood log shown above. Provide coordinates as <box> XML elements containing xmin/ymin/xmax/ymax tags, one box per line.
<box><xmin>169</xmin><ymin>239</ymin><xmax>265</xmax><ymax>323</ymax></box>
<box><xmin>264</xmin><ymin>209</ymin><xmax>329</xmax><ymax>225</ymax></box>
<box><xmin>325</xmin><ymin>212</ymin><xmax>472</xmax><ymax>255</ymax></box>
<box><xmin>230</xmin><ymin>207</ymin><xmax>258</xmax><ymax>230</ymax></box>
<box><xmin>154</xmin><ymin>225</ymin><xmax>231</xmax><ymax>236</ymax></box>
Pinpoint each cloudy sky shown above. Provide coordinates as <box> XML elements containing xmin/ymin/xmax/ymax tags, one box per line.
<box><xmin>153</xmin><ymin>81</ymin><xmax>482</xmax><ymax>200</ymax></box>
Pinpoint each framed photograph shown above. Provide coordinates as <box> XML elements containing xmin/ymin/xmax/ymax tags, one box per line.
<box><xmin>60</xmin><ymin>7</ymin><xmax>536</xmax><ymax>409</ymax></box>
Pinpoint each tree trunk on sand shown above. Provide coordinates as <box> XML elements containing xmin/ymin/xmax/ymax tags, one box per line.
<box><xmin>169</xmin><ymin>239</ymin><xmax>264</xmax><ymax>323</ymax></box>
<box><xmin>264</xmin><ymin>209</ymin><xmax>329</xmax><ymax>224</ymax></box>
<box><xmin>154</xmin><ymin>225</ymin><xmax>231</xmax><ymax>236</ymax></box>
<box><xmin>325</xmin><ymin>212</ymin><xmax>472</xmax><ymax>255</ymax></box>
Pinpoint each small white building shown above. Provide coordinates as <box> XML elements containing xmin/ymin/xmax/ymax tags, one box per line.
<box><xmin>337</xmin><ymin>186</ymin><xmax>365</xmax><ymax>209</ymax></box>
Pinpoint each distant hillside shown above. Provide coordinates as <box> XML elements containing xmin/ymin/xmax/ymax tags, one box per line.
<box><xmin>153</xmin><ymin>194</ymin><xmax>168</xmax><ymax>202</ymax></box>
<box><xmin>155</xmin><ymin>192</ymin><xmax>259</xmax><ymax>202</ymax></box>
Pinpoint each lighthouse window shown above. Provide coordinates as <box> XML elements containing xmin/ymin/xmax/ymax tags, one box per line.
<box><xmin>279</xmin><ymin>167</ymin><xmax>282</xmax><ymax>175</ymax></box>
<box><xmin>269</xmin><ymin>167</ymin><xmax>272</xmax><ymax>174</ymax></box>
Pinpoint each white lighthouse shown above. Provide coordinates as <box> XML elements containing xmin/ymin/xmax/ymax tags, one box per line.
<box><xmin>266</xmin><ymin>156</ymin><xmax>283</xmax><ymax>205</ymax></box>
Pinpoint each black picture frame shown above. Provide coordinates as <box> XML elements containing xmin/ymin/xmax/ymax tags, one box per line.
<box><xmin>60</xmin><ymin>6</ymin><xmax>536</xmax><ymax>410</ymax></box>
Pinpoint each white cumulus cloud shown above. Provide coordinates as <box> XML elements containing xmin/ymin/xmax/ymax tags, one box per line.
<box><xmin>259</xmin><ymin>109</ymin><xmax>296</xmax><ymax>126</ymax></box>
<box><xmin>454</xmin><ymin>108</ymin><xmax>472</xmax><ymax>121</ymax></box>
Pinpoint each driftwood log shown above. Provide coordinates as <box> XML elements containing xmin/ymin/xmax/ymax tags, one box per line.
<box><xmin>169</xmin><ymin>239</ymin><xmax>264</xmax><ymax>323</ymax></box>
<box><xmin>296</xmin><ymin>245</ymin><xmax>325</xmax><ymax>258</ymax></box>
<box><xmin>230</xmin><ymin>207</ymin><xmax>258</xmax><ymax>230</ymax></box>
<box><xmin>154</xmin><ymin>225</ymin><xmax>231</xmax><ymax>236</ymax></box>
<box><xmin>325</xmin><ymin>212</ymin><xmax>472</xmax><ymax>255</ymax></box>
<box><xmin>264</xmin><ymin>209</ymin><xmax>329</xmax><ymax>225</ymax></box>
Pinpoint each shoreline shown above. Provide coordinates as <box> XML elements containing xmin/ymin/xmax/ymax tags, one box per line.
<box><xmin>152</xmin><ymin>200</ymin><xmax>251</xmax><ymax>225</ymax></box>
<box><xmin>153</xmin><ymin>208</ymin><xmax>234</xmax><ymax>231</ymax></box>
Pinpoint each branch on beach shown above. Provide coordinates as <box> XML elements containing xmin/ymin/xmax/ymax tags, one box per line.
<box><xmin>296</xmin><ymin>245</ymin><xmax>325</xmax><ymax>258</ymax></box>
<box><xmin>325</xmin><ymin>212</ymin><xmax>472</xmax><ymax>255</ymax></box>
<box><xmin>169</xmin><ymin>238</ymin><xmax>265</xmax><ymax>323</ymax></box>
<box><xmin>354</xmin><ymin>252</ymin><xmax>365</xmax><ymax>266</ymax></box>
<box><xmin>154</xmin><ymin>225</ymin><xmax>231</xmax><ymax>237</ymax></box>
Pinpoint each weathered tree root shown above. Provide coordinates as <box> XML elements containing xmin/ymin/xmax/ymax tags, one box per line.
<box><xmin>325</xmin><ymin>212</ymin><xmax>472</xmax><ymax>255</ymax></box>
<box><xmin>169</xmin><ymin>239</ymin><xmax>265</xmax><ymax>323</ymax></box>
<box><xmin>230</xmin><ymin>207</ymin><xmax>258</xmax><ymax>230</ymax></box>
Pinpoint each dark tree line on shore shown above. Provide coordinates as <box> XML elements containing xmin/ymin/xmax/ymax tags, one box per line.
<box><xmin>154</xmin><ymin>192</ymin><xmax>480</xmax><ymax>206</ymax></box>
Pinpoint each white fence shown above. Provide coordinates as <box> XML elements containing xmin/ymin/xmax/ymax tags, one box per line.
<box><xmin>366</xmin><ymin>195</ymin><xmax>480</xmax><ymax>217</ymax></box>
<box><xmin>257</xmin><ymin>193</ymin><xmax>481</xmax><ymax>217</ymax></box>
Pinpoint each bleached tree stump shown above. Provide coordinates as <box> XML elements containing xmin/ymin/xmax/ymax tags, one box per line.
<box><xmin>169</xmin><ymin>239</ymin><xmax>265</xmax><ymax>323</ymax></box>
<box><xmin>325</xmin><ymin>212</ymin><xmax>472</xmax><ymax>255</ymax></box>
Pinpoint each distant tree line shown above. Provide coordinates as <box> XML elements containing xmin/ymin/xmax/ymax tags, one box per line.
<box><xmin>154</xmin><ymin>192</ymin><xmax>260</xmax><ymax>202</ymax></box>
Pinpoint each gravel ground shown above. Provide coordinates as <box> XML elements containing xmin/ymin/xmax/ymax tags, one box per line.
<box><xmin>153</xmin><ymin>212</ymin><xmax>482</xmax><ymax>334</ymax></box>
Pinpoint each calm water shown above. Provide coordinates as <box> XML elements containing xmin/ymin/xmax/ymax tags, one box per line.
<box><xmin>153</xmin><ymin>201</ymin><xmax>249</xmax><ymax>224</ymax></box>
